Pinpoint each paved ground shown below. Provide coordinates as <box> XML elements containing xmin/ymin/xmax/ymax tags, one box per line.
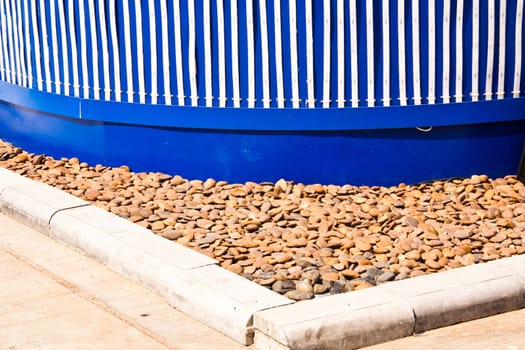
<box><xmin>1</xmin><ymin>210</ymin><xmax>524</xmax><ymax>349</ymax></box>
<box><xmin>363</xmin><ymin>308</ymin><xmax>525</xmax><ymax>350</ymax></box>
<box><xmin>0</xmin><ymin>211</ymin><xmax>250</xmax><ymax>350</ymax></box>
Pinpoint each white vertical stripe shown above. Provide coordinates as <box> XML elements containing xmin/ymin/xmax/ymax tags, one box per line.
<box><xmin>274</xmin><ymin>0</ymin><xmax>285</xmax><ymax>108</ymax></box>
<box><xmin>397</xmin><ymin>0</ymin><xmax>407</xmax><ymax>105</ymax></box>
<box><xmin>67</xmin><ymin>0</ymin><xmax>79</xmax><ymax>97</ymax></box>
<box><xmin>7</xmin><ymin>0</ymin><xmax>21</xmax><ymax>85</ymax></box>
<box><xmin>321</xmin><ymin>0</ymin><xmax>331</xmax><ymax>108</ymax></box>
<box><xmin>382</xmin><ymin>0</ymin><xmax>390</xmax><ymax>106</ymax></box>
<box><xmin>411</xmin><ymin>0</ymin><xmax>421</xmax><ymax>105</ymax></box>
<box><xmin>123</xmin><ymin>0</ymin><xmax>134</xmax><ymax>102</ymax></box>
<box><xmin>1</xmin><ymin>0</ymin><xmax>11</xmax><ymax>83</ymax></box>
<box><xmin>260</xmin><ymin>0</ymin><xmax>271</xmax><ymax>108</ymax></box>
<box><xmin>109</xmin><ymin>0</ymin><xmax>121</xmax><ymax>102</ymax></box>
<box><xmin>231</xmin><ymin>0</ymin><xmax>240</xmax><ymax>107</ymax></box>
<box><xmin>337</xmin><ymin>0</ymin><xmax>345</xmax><ymax>107</ymax></box>
<box><xmin>5</xmin><ymin>0</ymin><xmax>17</xmax><ymax>84</ymax></box>
<box><xmin>204</xmin><ymin>0</ymin><xmax>213</xmax><ymax>106</ymax></box>
<box><xmin>79</xmin><ymin>0</ymin><xmax>90</xmax><ymax>98</ymax></box>
<box><xmin>246</xmin><ymin>0</ymin><xmax>255</xmax><ymax>107</ymax></box>
<box><xmin>88</xmin><ymin>0</ymin><xmax>100</xmax><ymax>99</ymax></box>
<box><xmin>442</xmin><ymin>0</ymin><xmax>451</xmax><ymax>103</ymax></box>
<box><xmin>134</xmin><ymin>0</ymin><xmax>145</xmax><ymax>103</ymax></box>
<box><xmin>148</xmin><ymin>0</ymin><xmax>159</xmax><ymax>104</ymax></box>
<box><xmin>188</xmin><ymin>0</ymin><xmax>198</xmax><ymax>106</ymax></box>
<box><xmin>428</xmin><ymin>0</ymin><xmax>436</xmax><ymax>104</ymax></box>
<box><xmin>0</xmin><ymin>1</ymin><xmax>4</xmax><ymax>81</ymax></box>
<box><xmin>366</xmin><ymin>0</ymin><xmax>374</xmax><ymax>107</ymax></box>
<box><xmin>49</xmin><ymin>0</ymin><xmax>60</xmax><ymax>93</ymax></box>
<box><xmin>289</xmin><ymin>0</ymin><xmax>300</xmax><ymax>108</ymax></box>
<box><xmin>160</xmin><ymin>0</ymin><xmax>171</xmax><ymax>105</ymax></box>
<box><xmin>471</xmin><ymin>0</ymin><xmax>479</xmax><ymax>101</ymax></box>
<box><xmin>38</xmin><ymin>0</ymin><xmax>52</xmax><ymax>92</ymax></box>
<box><xmin>216</xmin><ymin>0</ymin><xmax>226</xmax><ymax>107</ymax></box>
<box><xmin>455</xmin><ymin>0</ymin><xmax>464</xmax><ymax>102</ymax></box>
<box><xmin>496</xmin><ymin>0</ymin><xmax>507</xmax><ymax>99</ymax></box>
<box><xmin>350</xmin><ymin>0</ymin><xmax>359</xmax><ymax>107</ymax></box>
<box><xmin>30</xmin><ymin>0</ymin><xmax>42</xmax><ymax>90</ymax></box>
<box><xmin>305</xmin><ymin>0</ymin><xmax>315</xmax><ymax>108</ymax></box>
<box><xmin>98</xmin><ymin>0</ymin><xmax>111</xmax><ymax>101</ymax></box>
<box><xmin>173</xmin><ymin>0</ymin><xmax>185</xmax><ymax>105</ymax></box>
<box><xmin>513</xmin><ymin>0</ymin><xmax>524</xmax><ymax>98</ymax></box>
<box><xmin>57</xmin><ymin>0</ymin><xmax>69</xmax><ymax>95</ymax></box>
<box><xmin>15</xmin><ymin>0</ymin><xmax>27</xmax><ymax>87</ymax></box>
<box><xmin>366</xmin><ymin>1</ymin><xmax>375</xmax><ymax>107</ymax></box>
<box><xmin>485</xmin><ymin>0</ymin><xmax>495</xmax><ymax>100</ymax></box>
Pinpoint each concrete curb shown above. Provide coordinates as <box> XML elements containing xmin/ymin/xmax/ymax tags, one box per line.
<box><xmin>0</xmin><ymin>168</ymin><xmax>292</xmax><ymax>345</ymax></box>
<box><xmin>1</xmin><ymin>167</ymin><xmax>524</xmax><ymax>349</ymax></box>
<box><xmin>253</xmin><ymin>257</ymin><xmax>525</xmax><ymax>349</ymax></box>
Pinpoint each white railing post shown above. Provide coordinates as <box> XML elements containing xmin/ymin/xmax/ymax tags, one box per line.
<box><xmin>160</xmin><ymin>0</ymin><xmax>171</xmax><ymax>105</ymax></box>
<box><xmin>30</xmin><ymin>0</ymin><xmax>42</xmax><ymax>90</ymax></box>
<box><xmin>148</xmin><ymin>0</ymin><xmax>159</xmax><ymax>104</ymax></box>
<box><xmin>274</xmin><ymin>0</ymin><xmax>285</xmax><ymax>108</ymax></box>
<box><xmin>38</xmin><ymin>0</ymin><xmax>52</xmax><ymax>92</ymax></box>
<box><xmin>485</xmin><ymin>0</ymin><xmax>496</xmax><ymax>101</ymax></box>
<box><xmin>173</xmin><ymin>0</ymin><xmax>185</xmax><ymax>106</ymax></box>
<box><xmin>496</xmin><ymin>0</ymin><xmax>507</xmax><ymax>100</ymax></box>
<box><xmin>471</xmin><ymin>0</ymin><xmax>480</xmax><ymax>101</ymax></box>
<box><xmin>337</xmin><ymin>0</ymin><xmax>345</xmax><ymax>107</ymax></box>
<box><xmin>442</xmin><ymin>0</ymin><xmax>451</xmax><ymax>103</ymax></box>
<box><xmin>397</xmin><ymin>0</ymin><xmax>407</xmax><ymax>106</ymax></box>
<box><xmin>88</xmin><ymin>0</ymin><xmax>100</xmax><ymax>99</ymax></box>
<box><xmin>260</xmin><ymin>0</ymin><xmax>271</xmax><ymax>108</ymax></box>
<box><xmin>246</xmin><ymin>0</ymin><xmax>255</xmax><ymax>108</ymax></box>
<box><xmin>204</xmin><ymin>0</ymin><xmax>213</xmax><ymax>107</ymax></box>
<box><xmin>0</xmin><ymin>0</ymin><xmax>4</xmax><ymax>81</ymax></box>
<box><xmin>109</xmin><ymin>0</ymin><xmax>121</xmax><ymax>102</ymax></box>
<box><xmin>123</xmin><ymin>0</ymin><xmax>134</xmax><ymax>102</ymax></box>
<box><xmin>15</xmin><ymin>0</ymin><xmax>27</xmax><ymax>87</ymax></box>
<box><xmin>382</xmin><ymin>0</ymin><xmax>390</xmax><ymax>107</ymax></box>
<box><xmin>134</xmin><ymin>0</ymin><xmax>145</xmax><ymax>103</ymax></box>
<box><xmin>289</xmin><ymin>0</ymin><xmax>300</xmax><ymax>108</ymax></box>
<box><xmin>217</xmin><ymin>0</ymin><xmax>227</xmax><ymax>107</ymax></box>
<box><xmin>305</xmin><ymin>0</ymin><xmax>315</xmax><ymax>108</ymax></box>
<box><xmin>99</xmin><ymin>0</ymin><xmax>111</xmax><ymax>101</ymax></box>
<box><xmin>366</xmin><ymin>0</ymin><xmax>375</xmax><ymax>107</ymax></box>
<box><xmin>350</xmin><ymin>0</ymin><xmax>358</xmax><ymax>107</ymax></box>
<box><xmin>321</xmin><ymin>0</ymin><xmax>331</xmax><ymax>108</ymax></box>
<box><xmin>513</xmin><ymin>0</ymin><xmax>524</xmax><ymax>98</ymax></box>
<box><xmin>57</xmin><ymin>0</ymin><xmax>69</xmax><ymax>95</ymax></box>
<box><xmin>455</xmin><ymin>0</ymin><xmax>464</xmax><ymax>102</ymax></box>
<box><xmin>411</xmin><ymin>0</ymin><xmax>421</xmax><ymax>105</ymax></box>
<box><xmin>49</xmin><ymin>0</ymin><xmax>61</xmax><ymax>93</ymax></box>
<box><xmin>231</xmin><ymin>0</ymin><xmax>241</xmax><ymax>107</ymax></box>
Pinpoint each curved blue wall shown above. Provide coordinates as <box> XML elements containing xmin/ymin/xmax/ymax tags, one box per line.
<box><xmin>0</xmin><ymin>1</ymin><xmax>524</xmax><ymax>185</ymax></box>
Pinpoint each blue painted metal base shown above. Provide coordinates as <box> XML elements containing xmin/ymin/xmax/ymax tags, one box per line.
<box><xmin>0</xmin><ymin>84</ymin><xmax>524</xmax><ymax>186</ymax></box>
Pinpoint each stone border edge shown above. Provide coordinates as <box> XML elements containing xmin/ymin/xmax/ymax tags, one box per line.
<box><xmin>0</xmin><ymin>168</ymin><xmax>292</xmax><ymax>345</ymax></box>
<box><xmin>1</xmin><ymin>167</ymin><xmax>524</xmax><ymax>349</ymax></box>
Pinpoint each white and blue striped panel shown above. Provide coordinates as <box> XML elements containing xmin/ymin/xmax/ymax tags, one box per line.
<box><xmin>0</xmin><ymin>1</ymin><xmax>523</xmax><ymax>109</ymax></box>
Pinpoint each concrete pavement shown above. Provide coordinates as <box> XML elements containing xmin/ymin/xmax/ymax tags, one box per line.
<box><xmin>3</xmin><ymin>212</ymin><xmax>525</xmax><ymax>349</ymax></box>
<box><xmin>0</xmin><ymin>211</ymin><xmax>251</xmax><ymax>350</ymax></box>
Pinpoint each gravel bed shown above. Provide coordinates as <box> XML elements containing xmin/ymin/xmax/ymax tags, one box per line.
<box><xmin>1</xmin><ymin>139</ymin><xmax>524</xmax><ymax>301</ymax></box>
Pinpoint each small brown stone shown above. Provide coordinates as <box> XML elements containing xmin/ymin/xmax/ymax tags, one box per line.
<box><xmin>320</xmin><ymin>272</ymin><xmax>340</xmax><ymax>282</ymax></box>
<box><xmin>159</xmin><ymin>230</ymin><xmax>183</xmax><ymax>240</ymax></box>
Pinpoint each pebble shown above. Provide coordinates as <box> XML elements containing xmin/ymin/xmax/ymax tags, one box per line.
<box><xmin>285</xmin><ymin>290</ymin><xmax>314</xmax><ymax>301</ymax></box>
<box><xmin>272</xmin><ymin>280</ymin><xmax>295</xmax><ymax>294</ymax></box>
<box><xmin>1</xmin><ymin>139</ymin><xmax>524</xmax><ymax>301</ymax></box>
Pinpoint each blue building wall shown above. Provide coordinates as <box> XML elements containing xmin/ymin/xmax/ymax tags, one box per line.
<box><xmin>0</xmin><ymin>1</ymin><xmax>524</xmax><ymax>185</ymax></box>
